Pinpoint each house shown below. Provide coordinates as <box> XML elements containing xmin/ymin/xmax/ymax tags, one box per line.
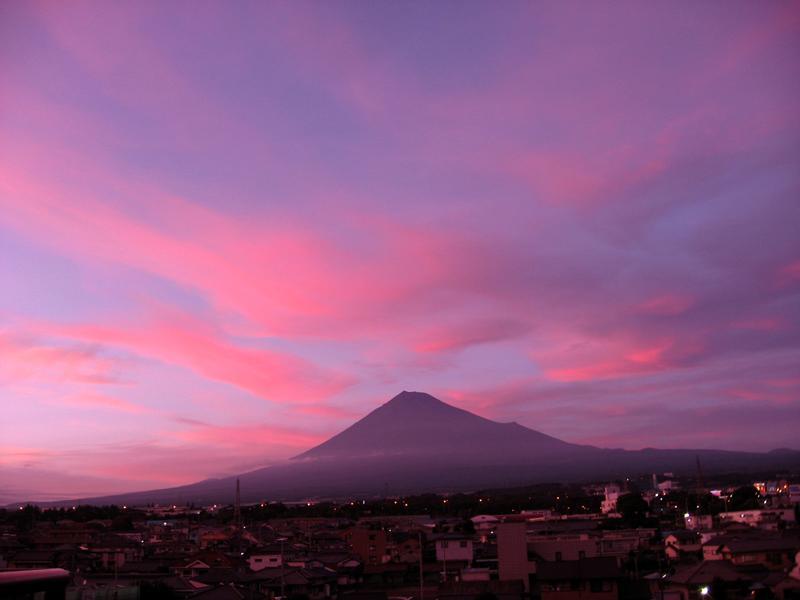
<box><xmin>703</xmin><ymin>533</ymin><xmax>800</xmax><ymax>570</ymax></box>
<box><xmin>536</xmin><ymin>557</ymin><xmax>623</xmax><ymax>600</ymax></box>
<box><xmin>718</xmin><ymin>509</ymin><xmax>796</xmax><ymax>529</ymax></box>
<box><xmin>652</xmin><ymin>560</ymin><xmax>757</xmax><ymax>600</ymax></box>
<box><xmin>334</xmin><ymin>557</ymin><xmax>363</xmax><ymax>587</ymax></box>
<box><xmin>435</xmin><ymin>534</ymin><xmax>474</xmax><ymax>563</ymax></box>
<box><xmin>765</xmin><ymin>571</ymin><xmax>800</xmax><ymax>600</ymax></box>
<box><xmin>389</xmin><ymin>533</ymin><xmax>422</xmax><ymax>564</ymax></box>
<box><xmin>719</xmin><ymin>536</ymin><xmax>800</xmax><ymax>571</ymax></box>
<box><xmin>471</xmin><ymin>515</ymin><xmax>500</xmax><ymax>533</ymax></box>
<box><xmin>249</xmin><ymin>567</ymin><xmax>338</xmax><ymax>600</ymax></box>
<box><xmin>528</xmin><ymin>529</ymin><xmax>654</xmax><ymax>562</ymax></box>
<box><xmin>175</xmin><ymin>559</ymin><xmax>211</xmax><ymax>579</ymax></box>
<box><xmin>247</xmin><ymin>545</ymin><xmax>283</xmax><ymax>571</ymax></box>
<box><xmin>684</xmin><ymin>514</ymin><xmax>714</xmax><ymax>531</ymax></box>
<box><xmin>342</xmin><ymin>527</ymin><xmax>389</xmax><ymax>565</ymax></box>
<box><xmin>664</xmin><ymin>531</ymin><xmax>701</xmax><ymax>561</ymax></box>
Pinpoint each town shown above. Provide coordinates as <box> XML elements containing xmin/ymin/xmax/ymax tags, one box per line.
<box><xmin>2</xmin><ymin>474</ymin><xmax>799</xmax><ymax>600</ymax></box>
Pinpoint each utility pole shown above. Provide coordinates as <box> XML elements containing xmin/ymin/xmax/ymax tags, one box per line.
<box><xmin>234</xmin><ymin>478</ymin><xmax>242</xmax><ymax>529</ymax></box>
<box><xmin>281</xmin><ymin>537</ymin><xmax>286</xmax><ymax>599</ymax></box>
<box><xmin>442</xmin><ymin>542</ymin><xmax>447</xmax><ymax>584</ymax></box>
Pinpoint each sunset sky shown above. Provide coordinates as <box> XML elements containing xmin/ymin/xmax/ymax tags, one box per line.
<box><xmin>1</xmin><ymin>1</ymin><xmax>799</xmax><ymax>501</ymax></box>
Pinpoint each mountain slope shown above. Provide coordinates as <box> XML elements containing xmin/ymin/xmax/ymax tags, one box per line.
<box><xmin>23</xmin><ymin>391</ymin><xmax>800</xmax><ymax>506</ymax></box>
<box><xmin>295</xmin><ymin>391</ymin><xmax>579</xmax><ymax>460</ymax></box>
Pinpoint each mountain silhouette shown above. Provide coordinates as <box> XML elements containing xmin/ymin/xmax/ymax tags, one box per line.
<box><xmin>295</xmin><ymin>391</ymin><xmax>577</xmax><ymax>460</ymax></box>
<box><xmin>23</xmin><ymin>391</ymin><xmax>800</xmax><ymax>506</ymax></box>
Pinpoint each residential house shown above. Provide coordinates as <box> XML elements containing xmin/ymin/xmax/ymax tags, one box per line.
<box><xmin>652</xmin><ymin>560</ymin><xmax>757</xmax><ymax>600</ymax></box>
<box><xmin>248</xmin><ymin>545</ymin><xmax>283</xmax><ymax>572</ymax></box>
<box><xmin>435</xmin><ymin>534</ymin><xmax>474</xmax><ymax>563</ymax></box>
<box><xmin>343</xmin><ymin>528</ymin><xmax>389</xmax><ymax>566</ymax></box>
<box><xmin>664</xmin><ymin>531</ymin><xmax>701</xmax><ymax>561</ymax></box>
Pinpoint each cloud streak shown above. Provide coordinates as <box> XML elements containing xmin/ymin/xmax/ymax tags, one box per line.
<box><xmin>0</xmin><ymin>1</ymin><xmax>798</xmax><ymax>498</ymax></box>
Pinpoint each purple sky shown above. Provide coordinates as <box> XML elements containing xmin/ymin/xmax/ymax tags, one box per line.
<box><xmin>1</xmin><ymin>1</ymin><xmax>799</xmax><ymax>501</ymax></box>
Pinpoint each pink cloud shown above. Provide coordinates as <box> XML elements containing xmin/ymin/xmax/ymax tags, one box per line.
<box><xmin>777</xmin><ymin>260</ymin><xmax>800</xmax><ymax>287</ymax></box>
<box><xmin>292</xmin><ymin>404</ymin><xmax>361</xmax><ymax>420</ymax></box>
<box><xmin>638</xmin><ymin>294</ymin><xmax>694</xmax><ymax>316</ymax></box>
<box><xmin>173</xmin><ymin>419</ymin><xmax>324</xmax><ymax>451</ymax></box>
<box><xmin>0</xmin><ymin>0</ymin><xmax>797</xmax><ymax>493</ymax></box>
<box><xmin>0</xmin><ymin>161</ymin><xmax>467</xmax><ymax>340</ymax></box>
<box><xmin>508</xmin><ymin>148</ymin><xmax>668</xmax><ymax>207</ymax></box>
<box><xmin>413</xmin><ymin>318</ymin><xmax>530</xmax><ymax>353</ymax></box>
<box><xmin>732</xmin><ymin>316</ymin><xmax>784</xmax><ymax>331</ymax></box>
<box><xmin>27</xmin><ymin>1</ymin><xmax>272</xmax><ymax>158</ymax></box>
<box><xmin>38</xmin><ymin>309</ymin><xmax>355</xmax><ymax>403</ymax></box>
<box><xmin>541</xmin><ymin>335</ymin><xmax>707</xmax><ymax>383</ymax></box>
<box><xmin>59</xmin><ymin>392</ymin><xmax>149</xmax><ymax>414</ymax></box>
<box><xmin>0</xmin><ymin>330</ymin><xmax>120</xmax><ymax>386</ymax></box>
<box><xmin>0</xmin><ymin>446</ymin><xmax>56</xmax><ymax>468</ymax></box>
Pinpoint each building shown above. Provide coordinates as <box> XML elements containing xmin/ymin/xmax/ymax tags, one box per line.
<box><xmin>664</xmin><ymin>531</ymin><xmax>701</xmax><ymax>561</ymax></box>
<box><xmin>435</xmin><ymin>534</ymin><xmax>474</xmax><ymax>563</ymax></box>
<box><xmin>718</xmin><ymin>509</ymin><xmax>796</xmax><ymax>529</ymax></box>
<box><xmin>702</xmin><ymin>532</ymin><xmax>800</xmax><ymax>570</ymax></box>
<box><xmin>497</xmin><ymin>522</ymin><xmax>537</xmax><ymax>591</ymax></box>
<box><xmin>342</xmin><ymin>528</ymin><xmax>388</xmax><ymax>566</ymax></box>
<box><xmin>652</xmin><ymin>560</ymin><xmax>756</xmax><ymax>600</ymax></box>
<box><xmin>601</xmin><ymin>485</ymin><xmax>621</xmax><ymax>514</ymax></box>
<box><xmin>683</xmin><ymin>514</ymin><xmax>713</xmax><ymax>531</ymax></box>
<box><xmin>248</xmin><ymin>545</ymin><xmax>284</xmax><ymax>571</ymax></box>
<box><xmin>536</xmin><ymin>557</ymin><xmax>623</xmax><ymax>600</ymax></box>
<box><xmin>528</xmin><ymin>529</ymin><xmax>655</xmax><ymax>562</ymax></box>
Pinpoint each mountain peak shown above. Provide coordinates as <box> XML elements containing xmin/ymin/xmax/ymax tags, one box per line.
<box><xmin>294</xmin><ymin>390</ymin><xmax>572</xmax><ymax>461</ymax></box>
<box><xmin>388</xmin><ymin>390</ymin><xmax>439</xmax><ymax>404</ymax></box>
<box><xmin>383</xmin><ymin>390</ymin><xmax>449</xmax><ymax>411</ymax></box>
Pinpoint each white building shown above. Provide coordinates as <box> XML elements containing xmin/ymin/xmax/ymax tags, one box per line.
<box><xmin>435</xmin><ymin>535</ymin><xmax>474</xmax><ymax>562</ymax></box>
<box><xmin>601</xmin><ymin>484</ymin><xmax>621</xmax><ymax>514</ymax></box>
<box><xmin>248</xmin><ymin>549</ymin><xmax>283</xmax><ymax>571</ymax></box>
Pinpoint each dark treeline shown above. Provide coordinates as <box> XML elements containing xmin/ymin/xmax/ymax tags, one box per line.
<box><xmin>1</xmin><ymin>480</ymin><xmax>790</xmax><ymax>532</ymax></box>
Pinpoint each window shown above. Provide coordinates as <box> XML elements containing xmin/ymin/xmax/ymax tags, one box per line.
<box><xmin>579</xmin><ymin>551</ymin><xmax>586</xmax><ymax>560</ymax></box>
<box><xmin>442</xmin><ymin>541</ymin><xmax>449</xmax><ymax>548</ymax></box>
<box><xmin>555</xmin><ymin>552</ymin><xmax>562</xmax><ymax>561</ymax></box>
<box><xmin>460</xmin><ymin>541</ymin><xmax>468</xmax><ymax>548</ymax></box>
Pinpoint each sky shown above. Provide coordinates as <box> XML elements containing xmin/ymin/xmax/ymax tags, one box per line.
<box><xmin>1</xmin><ymin>1</ymin><xmax>799</xmax><ymax>502</ymax></box>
